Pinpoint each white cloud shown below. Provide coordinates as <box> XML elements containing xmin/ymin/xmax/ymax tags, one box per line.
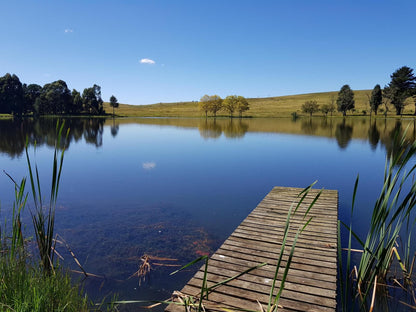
<box><xmin>140</xmin><ymin>58</ymin><xmax>155</xmax><ymax>65</ymax></box>
<box><xmin>142</xmin><ymin>162</ymin><xmax>156</xmax><ymax>170</ymax></box>
<box><xmin>64</xmin><ymin>29</ymin><xmax>73</xmax><ymax>33</ymax></box>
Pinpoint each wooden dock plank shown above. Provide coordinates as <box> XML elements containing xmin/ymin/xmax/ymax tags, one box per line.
<box><xmin>166</xmin><ymin>186</ymin><xmax>338</xmax><ymax>312</ymax></box>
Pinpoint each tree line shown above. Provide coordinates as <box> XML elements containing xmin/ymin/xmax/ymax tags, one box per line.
<box><xmin>0</xmin><ymin>73</ymin><xmax>118</xmax><ymax>116</ymax></box>
<box><xmin>301</xmin><ymin>66</ymin><xmax>416</xmax><ymax>117</ymax></box>
<box><xmin>199</xmin><ymin>95</ymin><xmax>249</xmax><ymax>118</ymax></box>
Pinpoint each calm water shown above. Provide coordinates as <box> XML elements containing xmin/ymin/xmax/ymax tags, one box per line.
<box><xmin>0</xmin><ymin>117</ymin><xmax>415</xmax><ymax>310</ymax></box>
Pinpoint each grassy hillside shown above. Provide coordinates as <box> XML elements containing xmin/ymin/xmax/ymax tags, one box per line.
<box><xmin>103</xmin><ymin>90</ymin><xmax>416</xmax><ymax>118</ymax></box>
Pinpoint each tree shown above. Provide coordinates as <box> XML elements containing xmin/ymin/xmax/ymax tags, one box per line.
<box><xmin>302</xmin><ymin>100</ymin><xmax>319</xmax><ymax>116</ymax></box>
<box><xmin>208</xmin><ymin>95</ymin><xmax>222</xmax><ymax>117</ymax></box>
<box><xmin>71</xmin><ymin>89</ymin><xmax>83</xmax><ymax>114</ymax></box>
<box><xmin>321</xmin><ymin>103</ymin><xmax>335</xmax><ymax>116</ymax></box>
<box><xmin>198</xmin><ymin>95</ymin><xmax>222</xmax><ymax>118</ymax></box>
<box><xmin>199</xmin><ymin>95</ymin><xmax>211</xmax><ymax>118</ymax></box>
<box><xmin>369</xmin><ymin>84</ymin><xmax>382</xmax><ymax>115</ymax></box>
<box><xmin>223</xmin><ymin>95</ymin><xmax>238</xmax><ymax>118</ymax></box>
<box><xmin>39</xmin><ymin>80</ymin><xmax>72</xmax><ymax>114</ymax></box>
<box><xmin>321</xmin><ymin>96</ymin><xmax>336</xmax><ymax>117</ymax></box>
<box><xmin>109</xmin><ymin>95</ymin><xmax>119</xmax><ymax>117</ymax></box>
<box><xmin>337</xmin><ymin>85</ymin><xmax>355</xmax><ymax>116</ymax></box>
<box><xmin>33</xmin><ymin>97</ymin><xmax>42</xmax><ymax>116</ymax></box>
<box><xmin>235</xmin><ymin>96</ymin><xmax>249</xmax><ymax>118</ymax></box>
<box><xmin>82</xmin><ymin>84</ymin><xmax>104</xmax><ymax>115</ymax></box>
<box><xmin>385</xmin><ymin>66</ymin><xmax>416</xmax><ymax>115</ymax></box>
<box><xmin>0</xmin><ymin>73</ymin><xmax>24</xmax><ymax>115</ymax></box>
<box><xmin>23</xmin><ymin>83</ymin><xmax>42</xmax><ymax>114</ymax></box>
<box><xmin>0</xmin><ymin>72</ymin><xmax>110</xmax><ymax>116</ymax></box>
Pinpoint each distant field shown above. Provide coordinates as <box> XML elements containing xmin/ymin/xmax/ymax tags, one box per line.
<box><xmin>104</xmin><ymin>90</ymin><xmax>416</xmax><ymax>118</ymax></box>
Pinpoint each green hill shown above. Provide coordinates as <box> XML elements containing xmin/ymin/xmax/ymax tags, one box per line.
<box><xmin>104</xmin><ymin>90</ymin><xmax>415</xmax><ymax>118</ymax></box>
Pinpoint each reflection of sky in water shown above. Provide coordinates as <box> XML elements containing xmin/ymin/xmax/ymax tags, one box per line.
<box><xmin>0</xmin><ymin>118</ymin><xmax>415</xmax><ymax>309</ymax></box>
<box><xmin>142</xmin><ymin>161</ymin><xmax>156</xmax><ymax>170</ymax></box>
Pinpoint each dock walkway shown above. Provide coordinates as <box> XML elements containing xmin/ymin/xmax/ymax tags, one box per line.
<box><xmin>166</xmin><ymin>186</ymin><xmax>338</xmax><ymax>312</ymax></box>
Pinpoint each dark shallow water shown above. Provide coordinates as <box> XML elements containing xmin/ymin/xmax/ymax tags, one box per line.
<box><xmin>0</xmin><ymin>117</ymin><xmax>415</xmax><ymax>310</ymax></box>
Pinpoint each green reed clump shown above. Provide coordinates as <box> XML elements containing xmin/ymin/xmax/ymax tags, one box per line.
<box><xmin>0</xmin><ymin>176</ymin><xmax>91</xmax><ymax>312</ymax></box>
<box><xmin>26</xmin><ymin>122</ymin><xmax>68</xmax><ymax>274</ymax></box>
<box><xmin>0</xmin><ymin>121</ymin><xmax>115</xmax><ymax>311</ymax></box>
<box><xmin>0</xmin><ymin>258</ymin><xmax>90</xmax><ymax>312</ymax></box>
<box><xmin>340</xmin><ymin>131</ymin><xmax>416</xmax><ymax>311</ymax></box>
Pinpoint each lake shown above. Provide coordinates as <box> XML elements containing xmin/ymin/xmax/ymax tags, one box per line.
<box><xmin>0</xmin><ymin>117</ymin><xmax>415</xmax><ymax>311</ymax></box>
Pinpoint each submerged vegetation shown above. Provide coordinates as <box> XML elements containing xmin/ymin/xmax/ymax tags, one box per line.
<box><xmin>111</xmin><ymin>185</ymin><xmax>322</xmax><ymax>312</ymax></box>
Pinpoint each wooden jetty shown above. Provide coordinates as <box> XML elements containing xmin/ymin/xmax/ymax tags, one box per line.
<box><xmin>166</xmin><ymin>186</ymin><xmax>338</xmax><ymax>312</ymax></box>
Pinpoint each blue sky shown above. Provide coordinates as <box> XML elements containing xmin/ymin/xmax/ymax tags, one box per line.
<box><xmin>1</xmin><ymin>1</ymin><xmax>415</xmax><ymax>105</ymax></box>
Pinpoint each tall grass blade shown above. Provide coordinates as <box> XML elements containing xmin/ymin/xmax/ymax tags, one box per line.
<box><xmin>25</xmin><ymin>121</ymin><xmax>68</xmax><ymax>274</ymax></box>
<box><xmin>199</xmin><ymin>257</ymin><xmax>208</xmax><ymax>312</ymax></box>
<box><xmin>170</xmin><ymin>255</ymin><xmax>208</xmax><ymax>276</ymax></box>
<box><xmin>267</xmin><ymin>184</ymin><xmax>318</xmax><ymax>312</ymax></box>
<box><xmin>337</xmin><ymin>220</ymin><xmax>347</xmax><ymax>311</ymax></box>
<box><xmin>206</xmin><ymin>262</ymin><xmax>267</xmax><ymax>293</ymax></box>
<box><xmin>273</xmin><ymin>216</ymin><xmax>312</xmax><ymax>306</ymax></box>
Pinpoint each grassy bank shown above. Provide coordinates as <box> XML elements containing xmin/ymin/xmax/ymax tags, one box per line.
<box><xmin>2</xmin><ymin>90</ymin><xmax>415</xmax><ymax>118</ymax></box>
<box><xmin>103</xmin><ymin>90</ymin><xmax>415</xmax><ymax>118</ymax></box>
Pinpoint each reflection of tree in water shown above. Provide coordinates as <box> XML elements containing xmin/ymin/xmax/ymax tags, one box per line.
<box><xmin>301</xmin><ymin>118</ymin><xmax>318</xmax><ymax>135</ymax></box>
<box><xmin>335</xmin><ymin>119</ymin><xmax>353</xmax><ymax>149</ymax></box>
<box><xmin>110</xmin><ymin>119</ymin><xmax>119</xmax><ymax>138</ymax></box>
<box><xmin>0</xmin><ymin>118</ymin><xmax>105</xmax><ymax>157</ymax></box>
<box><xmin>368</xmin><ymin>121</ymin><xmax>380</xmax><ymax>150</ymax></box>
<box><xmin>0</xmin><ymin>118</ymin><xmax>27</xmax><ymax>158</ymax></box>
<box><xmin>198</xmin><ymin>119</ymin><xmax>249</xmax><ymax>139</ymax></box>
<box><xmin>198</xmin><ymin>119</ymin><xmax>222</xmax><ymax>139</ymax></box>
<box><xmin>380</xmin><ymin>120</ymin><xmax>415</xmax><ymax>165</ymax></box>
<box><xmin>83</xmin><ymin>119</ymin><xmax>103</xmax><ymax>147</ymax></box>
<box><xmin>223</xmin><ymin>119</ymin><xmax>249</xmax><ymax>139</ymax></box>
<box><xmin>360</xmin><ymin>118</ymin><xmax>368</xmax><ymax>126</ymax></box>
<box><xmin>66</xmin><ymin>118</ymin><xmax>85</xmax><ymax>143</ymax></box>
<box><xmin>320</xmin><ymin>118</ymin><xmax>335</xmax><ymax>137</ymax></box>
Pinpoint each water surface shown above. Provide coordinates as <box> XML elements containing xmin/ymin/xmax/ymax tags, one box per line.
<box><xmin>0</xmin><ymin>117</ymin><xmax>415</xmax><ymax>310</ymax></box>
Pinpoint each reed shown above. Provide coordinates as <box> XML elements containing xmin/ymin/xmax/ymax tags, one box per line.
<box><xmin>1</xmin><ymin>171</ymin><xmax>28</xmax><ymax>260</ymax></box>
<box><xmin>339</xmin><ymin>130</ymin><xmax>416</xmax><ymax>310</ymax></box>
<box><xmin>25</xmin><ymin>121</ymin><xmax>68</xmax><ymax>274</ymax></box>
<box><xmin>0</xmin><ymin>121</ymin><xmax>116</xmax><ymax>311</ymax></box>
<box><xmin>0</xmin><ymin>179</ymin><xmax>91</xmax><ymax>310</ymax></box>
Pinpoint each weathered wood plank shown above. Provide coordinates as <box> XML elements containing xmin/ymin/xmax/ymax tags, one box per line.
<box><xmin>237</xmin><ymin>223</ymin><xmax>337</xmax><ymax>242</ymax></box>
<box><xmin>220</xmin><ymin>241</ymin><xmax>337</xmax><ymax>268</ymax></box>
<box><xmin>166</xmin><ymin>186</ymin><xmax>338</xmax><ymax>312</ymax></box>
<box><xmin>192</xmin><ymin>266</ymin><xmax>336</xmax><ymax>298</ymax></box>
<box><xmin>204</xmin><ymin>258</ymin><xmax>337</xmax><ymax>289</ymax></box>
